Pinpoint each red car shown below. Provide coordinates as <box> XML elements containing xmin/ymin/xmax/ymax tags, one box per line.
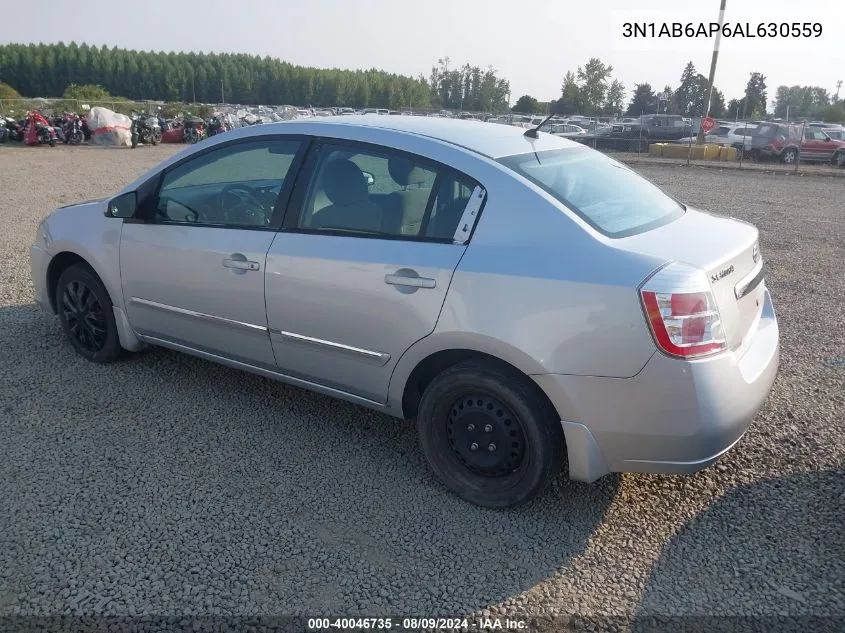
<box><xmin>751</xmin><ymin>123</ymin><xmax>845</xmax><ymax>165</ymax></box>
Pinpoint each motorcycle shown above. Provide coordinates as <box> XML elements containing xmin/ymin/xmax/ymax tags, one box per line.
<box><xmin>206</xmin><ymin>116</ymin><xmax>229</xmax><ymax>137</ymax></box>
<box><xmin>61</xmin><ymin>113</ymin><xmax>85</xmax><ymax>145</ymax></box>
<box><xmin>5</xmin><ymin>117</ymin><xmax>25</xmax><ymax>142</ymax></box>
<box><xmin>80</xmin><ymin>116</ymin><xmax>91</xmax><ymax>141</ymax></box>
<box><xmin>130</xmin><ymin>113</ymin><xmax>162</xmax><ymax>148</ymax></box>
<box><xmin>182</xmin><ymin>116</ymin><xmax>206</xmax><ymax>144</ymax></box>
<box><xmin>24</xmin><ymin>111</ymin><xmax>58</xmax><ymax>147</ymax></box>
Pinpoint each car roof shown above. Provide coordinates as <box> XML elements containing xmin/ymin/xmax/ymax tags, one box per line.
<box><xmin>248</xmin><ymin>115</ymin><xmax>580</xmax><ymax>159</ymax></box>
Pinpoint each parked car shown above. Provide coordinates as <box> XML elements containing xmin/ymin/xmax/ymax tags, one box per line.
<box><xmin>547</xmin><ymin>123</ymin><xmax>587</xmax><ymax>137</ymax></box>
<box><xmin>676</xmin><ymin>123</ymin><xmax>758</xmax><ymax>154</ymax></box>
<box><xmin>611</xmin><ymin>114</ymin><xmax>692</xmax><ymax>151</ymax></box>
<box><xmin>750</xmin><ymin>122</ymin><xmax>845</xmax><ymax>165</ymax></box>
<box><xmin>30</xmin><ymin>117</ymin><xmax>779</xmax><ymax>508</ymax></box>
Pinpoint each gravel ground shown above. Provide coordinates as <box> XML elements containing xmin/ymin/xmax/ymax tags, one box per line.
<box><xmin>0</xmin><ymin>144</ymin><xmax>843</xmax><ymax>632</ymax></box>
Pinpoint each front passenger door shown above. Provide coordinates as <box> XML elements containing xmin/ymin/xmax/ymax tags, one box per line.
<box><xmin>120</xmin><ymin>137</ymin><xmax>306</xmax><ymax>368</ymax></box>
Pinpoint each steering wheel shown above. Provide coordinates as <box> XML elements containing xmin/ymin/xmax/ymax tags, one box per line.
<box><xmin>220</xmin><ymin>183</ymin><xmax>270</xmax><ymax>226</ymax></box>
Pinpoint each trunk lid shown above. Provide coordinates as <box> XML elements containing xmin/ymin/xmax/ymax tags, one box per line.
<box><xmin>617</xmin><ymin>207</ymin><xmax>764</xmax><ymax>350</ymax></box>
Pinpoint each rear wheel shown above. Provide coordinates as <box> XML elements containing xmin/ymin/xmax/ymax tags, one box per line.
<box><xmin>781</xmin><ymin>147</ymin><xmax>798</xmax><ymax>164</ymax></box>
<box><xmin>55</xmin><ymin>264</ymin><xmax>122</xmax><ymax>363</ymax></box>
<box><xmin>833</xmin><ymin>151</ymin><xmax>845</xmax><ymax>167</ymax></box>
<box><xmin>416</xmin><ymin>360</ymin><xmax>565</xmax><ymax>508</ymax></box>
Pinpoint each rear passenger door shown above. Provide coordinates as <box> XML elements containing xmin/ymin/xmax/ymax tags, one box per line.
<box><xmin>265</xmin><ymin>140</ymin><xmax>486</xmax><ymax>403</ymax></box>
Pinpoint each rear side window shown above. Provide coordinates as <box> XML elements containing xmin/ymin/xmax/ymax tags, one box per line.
<box><xmin>497</xmin><ymin>146</ymin><xmax>684</xmax><ymax>238</ymax></box>
<box><xmin>297</xmin><ymin>142</ymin><xmax>483</xmax><ymax>242</ymax></box>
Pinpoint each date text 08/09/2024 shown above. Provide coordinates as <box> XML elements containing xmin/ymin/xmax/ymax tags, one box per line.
<box><xmin>307</xmin><ymin>617</ymin><xmax>528</xmax><ymax>630</ymax></box>
<box><xmin>622</xmin><ymin>22</ymin><xmax>822</xmax><ymax>38</ymax></box>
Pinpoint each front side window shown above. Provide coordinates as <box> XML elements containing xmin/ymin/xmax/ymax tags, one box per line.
<box><xmin>498</xmin><ymin>146</ymin><xmax>684</xmax><ymax>238</ymax></box>
<box><xmin>297</xmin><ymin>143</ymin><xmax>481</xmax><ymax>241</ymax></box>
<box><xmin>156</xmin><ymin>139</ymin><xmax>301</xmax><ymax>227</ymax></box>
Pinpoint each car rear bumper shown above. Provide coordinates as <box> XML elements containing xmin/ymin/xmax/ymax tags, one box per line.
<box><xmin>535</xmin><ymin>288</ymin><xmax>780</xmax><ymax>482</ymax></box>
<box><xmin>30</xmin><ymin>244</ymin><xmax>52</xmax><ymax>314</ymax></box>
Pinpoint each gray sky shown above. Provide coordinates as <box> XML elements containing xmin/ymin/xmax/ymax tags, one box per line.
<box><xmin>2</xmin><ymin>0</ymin><xmax>843</xmax><ymax>106</ymax></box>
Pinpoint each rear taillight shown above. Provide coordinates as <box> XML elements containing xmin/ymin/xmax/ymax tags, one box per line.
<box><xmin>640</xmin><ymin>263</ymin><xmax>726</xmax><ymax>358</ymax></box>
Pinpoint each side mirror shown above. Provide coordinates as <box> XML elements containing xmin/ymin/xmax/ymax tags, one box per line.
<box><xmin>106</xmin><ymin>191</ymin><xmax>137</xmax><ymax>218</ymax></box>
<box><xmin>362</xmin><ymin>171</ymin><xmax>375</xmax><ymax>187</ymax></box>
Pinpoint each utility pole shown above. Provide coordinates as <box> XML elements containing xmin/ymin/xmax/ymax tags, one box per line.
<box><xmin>220</xmin><ymin>80</ymin><xmax>224</xmax><ymax>105</ymax></box>
<box><xmin>835</xmin><ymin>80</ymin><xmax>843</xmax><ymax>101</ymax></box>
<box><xmin>191</xmin><ymin>67</ymin><xmax>196</xmax><ymax>103</ymax></box>
<box><xmin>698</xmin><ymin>0</ymin><xmax>726</xmax><ymax>143</ymax></box>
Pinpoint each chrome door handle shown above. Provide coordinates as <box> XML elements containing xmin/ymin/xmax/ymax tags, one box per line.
<box><xmin>384</xmin><ymin>273</ymin><xmax>436</xmax><ymax>289</ymax></box>
<box><xmin>223</xmin><ymin>258</ymin><xmax>260</xmax><ymax>271</ymax></box>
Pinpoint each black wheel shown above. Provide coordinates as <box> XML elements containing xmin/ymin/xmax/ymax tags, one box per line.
<box><xmin>833</xmin><ymin>151</ymin><xmax>845</xmax><ymax>167</ymax></box>
<box><xmin>416</xmin><ymin>360</ymin><xmax>565</xmax><ymax>508</ymax></box>
<box><xmin>781</xmin><ymin>147</ymin><xmax>798</xmax><ymax>164</ymax></box>
<box><xmin>151</xmin><ymin>131</ymin><xmax>161</xmax><ymax>146</ymax></box>
<box><xmin>49</xmin><ymin>138</ymin><xmax>55</xmax><ymax>147</ymax></box>
<box><xmin>55</xmin><ymin>264</ymin><xmax>122</xmax><ymax>363</ymax></box>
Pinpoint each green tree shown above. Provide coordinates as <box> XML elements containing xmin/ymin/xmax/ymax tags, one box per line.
<box><xmin>576</xmin><ymin>58</ymin><xmax>613</xmax><ymax>114</ymax></box>
<box><xmin>659</xmin><ymin>85</ymin><xmax>674</xmax><ymax>114</ymax></box>
<box><xmin>0</xmin><ymin>82</ymin><xmax>21</xmax><ymax>99</ymax></box>
<box><xmin>744</xmin><ymin>72</ymin><xmax>767</xmax><ymax>117</ymax></box>
<box><xmin>512</xmin><ymin>94</ymin><xmax>540</xmax><ymax>113</ymax></box>
<box><xmin>552</xmin><ymin>71</ymin><xmax>582</xmax><ymax>115</ymax></box>
<box><xmin>672</xmin><ymin>62</ymin><xmax>699</xmax><ymax>116</ymax></box>
<box><xmin>0</xmin><ymin>42</ymin><xmax>438</xmax><ymax>108</ymax></box>
<box><xmin>604</xmin><ymin>79</ymin><xmax>626</xmax><ymax>115</ymax></box>
<box><xmin>626</xmin><ymin>83</ymin><xmax>656</xmax><ymax>116</ymax></box>
<box><xmin>773</xmin><ymin>85</ymin><xmax>833</xmax><ymax>119</ymax></box>
<box><xmin>62</xmin><ymin>83</ymin><xmax>111</xmax><ymax>101</ymax></box>
<box><xmin>821</xmin><ymin>102</ymin><xmax>845</xmax><ymax>123</ymax></box>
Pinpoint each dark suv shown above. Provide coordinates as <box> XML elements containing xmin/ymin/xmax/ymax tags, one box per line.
<box><xmin>750</xmin><ymin>123</ymin><xmax>845</xmax><ymax>165</ymax></box>
<box><xmin>610</xmin><ymin>114</ymin><xmax>692</xmax><ymax>151</ymax></box>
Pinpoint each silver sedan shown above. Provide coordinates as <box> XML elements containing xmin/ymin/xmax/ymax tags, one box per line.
<box><xmin>31</xmin><ymin>116</ymin><xmax>780</xmax><ymax>507</ymax></box>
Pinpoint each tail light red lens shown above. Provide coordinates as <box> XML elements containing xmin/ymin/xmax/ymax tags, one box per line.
<box><xmin>640</xmin><ymin>264</ymin><xmax>727</xmax><ymax>358</ymax></box>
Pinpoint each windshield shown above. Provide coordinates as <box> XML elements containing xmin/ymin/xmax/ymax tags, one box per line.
<box><xmin>497</xmin><ymin>146</ymin><xmax>685</xmax><ymax>238</ymax></box>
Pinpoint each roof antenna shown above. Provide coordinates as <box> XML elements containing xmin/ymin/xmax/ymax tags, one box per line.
<box><xmin>524</xmin><ymin>112</ymin><xmax>556</xmax><ymax>138</ymax></box>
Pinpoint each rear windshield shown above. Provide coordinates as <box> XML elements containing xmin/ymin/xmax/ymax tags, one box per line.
<box><xmin>497</xmin><ymin>146</ymin><xmax>684</xmax><ymax>238</ymax></box>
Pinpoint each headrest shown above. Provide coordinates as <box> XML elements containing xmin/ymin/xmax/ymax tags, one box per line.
<box><xmin>388</xmin><ymin>156</ymin><xmax>427</xmax><ymax>187</ymax></box>
<box><xmin>321</xmin><ymin>159</ymin><xmax>368</xmax><ymax>206</ymax></box>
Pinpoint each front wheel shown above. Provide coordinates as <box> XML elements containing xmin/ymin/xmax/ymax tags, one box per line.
<box><xmin>833</xmin><ymin>151</ymin><xmax>845</xmax><ymax>167</ymax></box>
<box><xmin>416</xmin><ymin>360</ymin><xmax>566</xmax><ymax>508</ymax></box>
<box><xmin>781</xmin><ymin>147</ymin><xmax>798</xmax><ymax>164</ymax></box>
<box><xmin>49</xmin><ymin>138</ymin><xmax>55</xmax><ymax>147</ymax></box>
<box><xmin>55</xmin><ymin>264</ymin><xmax>122</xmax><ymax>363</ymax></box>
<box><xmin>151</xmin><ymin>131</ymin><xmax>161</xmax><ymax>146</ymax></box>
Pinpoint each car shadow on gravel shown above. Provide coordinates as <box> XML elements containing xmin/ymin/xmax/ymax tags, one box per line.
<box><xmin>627</xmin><ymin>469</ymin><xmax>845</xmax><ymax>633</ymax></box>
<box><xmin>0</xmin><ymin>304</ymin><xmax>620</xmax><ymax>618</ymax></box>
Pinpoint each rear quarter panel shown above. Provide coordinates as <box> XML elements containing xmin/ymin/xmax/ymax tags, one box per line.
<box><xmin>387</xmin><ymin>173</ymin><xmax>668</xmax><ymax>412</ymax></box>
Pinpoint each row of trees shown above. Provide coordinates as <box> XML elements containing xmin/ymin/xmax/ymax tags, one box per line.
<box><xmin>513</xmin><ymin>58</ymin><xmax>843</xmax><ymax>123</ymax></box>
<box><xmin>428</xmin><ymin>57</ymin><xmax>510</xmax><ymax>112</ymax></box>
<box><xmin>1</xmin><ymin>42</ymin><xmax>842</xmax><ymax>121</ymax></box>
<box><xmin>0</xmin><ymin>42</ymin><xmax>437</xmax><ymax>109</ymax></box>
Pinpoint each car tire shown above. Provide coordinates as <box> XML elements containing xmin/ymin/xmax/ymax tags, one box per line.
<box><xmin>55</xmin><ymin>263</ymin><xmax>122</xmax><ymax>363</ymax></box>
<box><xmin>416</xmin><ymin>360</ymin><xmax>566</xmax><ymax>508</ymax></box>
<box><xmin>781</xmin><ymin>148</ymin><xmax>798</xmax><ymax>164</ymax></box>
<box><xmin>833</xmin><ymin>151</ymin><xmax>845</xmax><ymax>167</ymax></box>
